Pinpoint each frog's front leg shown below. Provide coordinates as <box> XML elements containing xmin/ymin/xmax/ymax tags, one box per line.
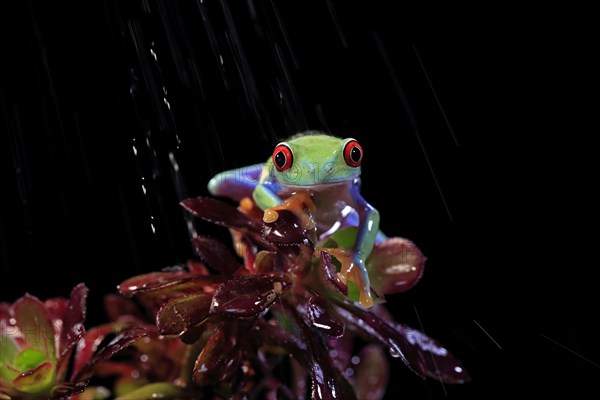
<box><xmin>254</xmin><ymin>184</ymin><xmax>317</xmax><ymax>229</ymax></box>
<box><xmin>252</xmin><ymin>183</ymin><xmax>283</xmax><ymax>210</ymax></box>
<box><xmin>340</xmin><ymin>190</ymin><xmax>380</xmax><ymax>308</ymax></box>
<box><xmin>208</xmin><ymin>163</ymin><xmax>264</xmax><ymax>202</ymax></box>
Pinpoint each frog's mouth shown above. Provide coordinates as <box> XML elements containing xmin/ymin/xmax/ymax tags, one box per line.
<box><xmin>283</xmin><ymin>180</ymin><xmax>354</xmax><ymax>191</ymax></box>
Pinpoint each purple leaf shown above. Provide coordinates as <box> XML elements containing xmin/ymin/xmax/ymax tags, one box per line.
<box><xmin>73</xmin><ymin>327</ymin><xmax>147</xmax><ymax>381</ymax></box>
<box><xmin>119</xmin><ymin>273</ymin><xmax>224</xmax><ymax>315</ymax></box>
<box><xmin>55</xmin><ymin>324</ymin><xmax>84</xmax><ymax>383</ymax></box>
<box><xmin>156</xmin><ymin>293</ymin><xmax>213</xmax><ymax>336</ymax></box>
<box><xmin>192</xmin><ymin>236</ymin><xmax>241</xmax><ymax>275</ymax></box>
<box><xmin>302</xmin><ymin>295</ymin><xmax>345</xmax><ymax>338</ymax></box>
<box><xmin>193</xmin><ymin>326</ymin><xmax>241</xmax><ymax>386</ymax></box>
<box><xmin>334</xmin><ymin>301</ymin><xmax>470</xmax><ymax>384</ymax></box>
<box><xmin>262</xmin><ymin>209</ymin><xmax>312</xmax><ymax>246</ymax></box>
<box><xmin>352</xmin><ymin>345</ymin><xmax>388</xmax><ymax>400</ymax></box>
<box><xmin>43</xmin><ymin>298</ymin><xmax>68</xmax><ymax>330</ymax></box>
<box><xmin>0</xmin><ymin>302</ymin><xmax>10</xmax><ymax>322</ymax></box>
<box><xmin>12</xmin><ymin>294</ymin><xmax>55</xmax><ymax>357</ymax></box>
<box><xmin>326</xmin><ymin>334</ymin><xmax>354</xmax><ymax>372</ymax></box>
<box><xmin>320</xmin><ymin>251</ymin><xmax>348</xmax><ymax>296</ymax></box>
<box><xmin>103</xmin><ymin>294</ymin><xmax>145</xmax><ymax>322</ymax></box>
<box><xmin>119</xmin><ymin>271</ymin><xmax>210</xmax><ymax>296</ymax></box>
<box><xmin>181</xmin><ymin>197</ymin><xmax>262</xmax><ymax>233</ymax></box>
<box><xmin>71</xmin><ymin>324</ymin><xmax>113</xmax><ymax>381</ymax></box>
<box><xmin>289</xmin><ymin>306</ymin><xmax>357</xmax><ymax>400</ymax></box>
<box><xmin>255</xmin><ymin>319</ymin><xmax>307</xmax><ymax>356</ymax></box>
<box><xmin>210</xmin><ymin>273</ymin><xmax>291</xmax><ymax>318</ymax></box>
<box><xmin>255</xmin><ymin>250</ymin><xmax>276</xmax><ymax>273</ymax></box>
<box><xmin>50</xmin><ymin>381</ymin><xmax>89</xmax><ymax>399</ymax></box>
<box><xmin>59</xmin><ymin>283</ymin><xmax>88</xmax><ymax>356</ymax></box>
<box><xmin>366</xmin><ymin>238</ymin><xmax>425</xmax><ymax>294</ymax></box>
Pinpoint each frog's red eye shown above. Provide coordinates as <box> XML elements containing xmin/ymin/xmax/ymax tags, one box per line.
<box><xmin>273</xmin><ymin>144</ymin><xmax>293</xmax><ymax>171</ymax></box>
<box><xmin>343</xmin><ymin>140</ymin><xmax>363</xmax><ymax>167</ymax></box>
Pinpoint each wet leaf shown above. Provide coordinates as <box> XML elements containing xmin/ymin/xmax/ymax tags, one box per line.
<box><xmin>181</xmin><ymin>197</ymin><xmax>262</xmax><ymax>233</ymax></box>
<box><xmin>210</xmin><ymin>273</ymin><xmax>291</xmax><ymax>318</ymax></box>
<box><xmin>262</xmin><ymin>209</ymin><xmax>312</xmax><ymax>246</ymax></box>
<box><xmin>367</xmin><ymin>238</ymin><xmax>425</xmax><ymax>294</ymax></box>
<box><xmin>254</xmin><ymin>250</ymin><xmax>276</xmax><ymax>273</ymax></box>
<box><xmin>193</xmin><ymin>326</ymin><xmax>241</xmax><ymax>386</ymax></box>
<box><xmin>326</xmin><ymin>334</ymin><xmax>354</xmax><ymax>371</ymax></box>
<box><xmin>255</xmin><ymin>319</ymin><xmax>307</xmax><ymax>356</ymax></box>
<box><xmin>43</xmin><ymin>298</ymin><xmax>68</xmax><ymax>334</ymax></box>
<box><xmin>292</xmin><ymin>308</ymin><xmax>356</xmax><ymax>400</ymax></box>
<box><xmin>74</xmin><ymin>327</ymin><xmax>147</xmax><ymax>381</ymax></box>
<box><xmin>119</xmin><ymin>273</ymin><xmax>224</xmax><ymax>315</ymax></box>
<box><xmin>352</xmin><ymin>345</ymin><xmax>388</xmax><ymax>400</ymax></box>
<box><xmin>192</xmin><ymin>236</ymin><xmax>241</xmax><ymax>275</ymax></box>
<box><xmin>303</xmin><ymin>296</ymin><xmax>344</xmax><ymax>338</ymax></box>
<box><xmin>334</xmin><ymin>300</ymin><xmax>470</xmax><ymax>384</ymax></box>
<box><xmin>290</xmin><ymin>358</ymin><xmax>308</xmax><ymax>400</ymax></box>
<box><xmin>12</xmin><ymin>361</ymin><xmax>54</xmax><ymax>394</ymax></box>
<box><xmin>320</xmin><ymin>251</ymin><xmax>348</xmax><ymax>296</ymax></box>
<box><xmin>12</xmin><ymin>294</ymin><xmax>55</xmax><ymax>358</ymax></box>
<box><xmin>71</xmin><ymin>325</ymin><xmax>113</xmax><ymax>381</ymax></box>
<box><xmin>156</xmin><ymin>293</ymin><xmax>213</xmax><ymax>336</ymax></box>
<box><xmin>59</xmin><ymin>283</ymin><xmax>88</xmax><ymax>356</ymax></box>
<box><xmin>50</xmin><ymin>380</ymin><xmax>89</xmax><ymax>399</ymax></box>
<box><xmin>119</xmin><ymin>271</ymin><xmax>200</xmax><ymax>296</ymax></box>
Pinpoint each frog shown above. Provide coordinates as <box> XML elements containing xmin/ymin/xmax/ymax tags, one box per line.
<box><xmin>208</xmin><ymin>132</ymin><xmax>385</xmax><ymax>307</ymax></box>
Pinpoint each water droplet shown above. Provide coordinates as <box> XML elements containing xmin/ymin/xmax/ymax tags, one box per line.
<box><xmin>351</xmin><ymin>355</ymin><xmax>360</xmax><ymax>365</ymax></box>
<box><xmin>454</xmin><ymin>366</ymin><xmax>463</xmax><ymax>373</ymax></box>
<box><xmin>389</xmin><ymin>346</ymin><xmax>401</xmax><ymax>358</ymax></box>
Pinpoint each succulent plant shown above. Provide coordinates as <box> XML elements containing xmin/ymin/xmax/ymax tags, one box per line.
<box><xmin>0</xmin><ymin>284</ymin><xmax>146</xmax><ymax>400</ymax></box>
<box><xmin>116</xmin><ymin>195</ymin><xmax>469</xmax><ymax>399</ymax></box>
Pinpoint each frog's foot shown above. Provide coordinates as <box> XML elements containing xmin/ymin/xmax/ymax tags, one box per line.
<box><xmin>262</xmin><ymin>191</ymin><xmax>316</xmax><ymax>231</ymax></box>
<box><xmin>326</xmin><ymin>248</ymin><xmax>374</xmax><ymax>308</ymax></box>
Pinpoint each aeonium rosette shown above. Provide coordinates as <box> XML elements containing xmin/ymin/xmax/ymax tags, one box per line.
<box><xmin>0</xmin><ymin>284</ymin><xmax>146</xmax><ymax>399</ymax></box>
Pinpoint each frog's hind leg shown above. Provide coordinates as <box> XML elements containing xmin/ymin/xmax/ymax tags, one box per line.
<box><xmin>208</xmin><ymin>163</ymin><xmax>264</xmax><ymax>201</ymax></box>
<box><xmin>376</xmin><ymin>230</ymin><xmax>388</xmax><ymax>244</ymax></box>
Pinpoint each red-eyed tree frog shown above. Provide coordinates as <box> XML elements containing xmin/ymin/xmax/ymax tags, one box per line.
<box><xmin>208</xmin><ymin>132</ymin><xmax>386</xmax><ymax>307</ymax></box>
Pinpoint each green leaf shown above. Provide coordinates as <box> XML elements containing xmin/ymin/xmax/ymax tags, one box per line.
<box><xmin>328</xmin><ymin>227</ymin><xmax>358</xmax><ymax>248</ymax></box>
<box><xmin>0</xmin><ymin>335</ymin><xmax>21</xmax><ymax>382</ymax></box>
<box><xmin>12</xmin><ymin>361</ymin><xmax>55</xmax><ymax>395</ymax></box>
<box><xmin>116</xmin><ymin>382</ymin><xmax>192</xmax><ymax>400</ymax></box>
<box><xmin>14</xmin><ymin>348</ymin><xmax>47</xmax><ymax>373</ymax></box>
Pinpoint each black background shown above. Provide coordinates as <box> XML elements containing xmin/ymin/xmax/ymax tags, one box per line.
<box><xmin>1</xmin><ymin>1</ymin><xmax>596</xmax><ymax>399</ymax></box>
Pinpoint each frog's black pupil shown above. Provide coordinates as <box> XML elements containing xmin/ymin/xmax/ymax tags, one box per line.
<box><xmin>350</xmin><ymin>146</ymin><xmax>361</xmax><ymax>162</ymax></box>
<box><xmin>275</xmin><ymin>151</ymin><xmax>286</xmax><ymax>168</ymax></box>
